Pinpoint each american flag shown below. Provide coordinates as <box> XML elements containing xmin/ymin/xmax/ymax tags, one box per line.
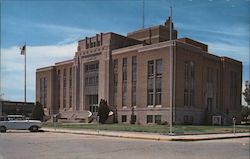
<box><xmin>20</xmin><ymin>44</ymin><xmax>26</xmax><ymax>55</ymax></box>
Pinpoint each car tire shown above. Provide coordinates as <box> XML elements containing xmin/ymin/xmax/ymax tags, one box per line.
<box><xmin>0</xmin><ymin>126</ymin><xmax>7</xmax><ymax>133</ymax></box>
<box><xmin>29</xmin><ymin>126</ymin><xmax>39</xmax><ymax>132</ymax></box>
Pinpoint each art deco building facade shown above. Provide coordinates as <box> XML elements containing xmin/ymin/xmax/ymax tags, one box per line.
<box><xmin>36</xmin><ymin>18</ymin><xmax>242</xmax><ymax>124</ymax></box>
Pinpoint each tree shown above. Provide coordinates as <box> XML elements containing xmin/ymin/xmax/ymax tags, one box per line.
<box><xmin>97</xmin><ymin>99</ymin><xmax>110</xmax><ymax>124</ymax></box>
<box><xmin>241</xmin><ymin>105</ymin><xmax>250</xmax><ymax>122</ymax></box>
<box><xmin>31</xmin><ymin>101</ymin><xmax>44</xmax><ymax>121</ymax></box>
<box><xmin>243</xmin><ymin>80</ymin><xmax>250</xmax><ymax>106</ymax></box>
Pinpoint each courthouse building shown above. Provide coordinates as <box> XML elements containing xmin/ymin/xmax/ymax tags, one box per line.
<box><xmin>36</xmin><ymin>18</ymin><xmax>242</xmax><ymax>125</ymax></box>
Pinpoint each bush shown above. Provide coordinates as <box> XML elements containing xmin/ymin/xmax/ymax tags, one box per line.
<box><xmin>31</xmin><ymin>101</ymin><xmax>44</xmax><ymax>121</ymax></box>
<box><xmin>130</xmin><ymin>115</ymin><xmax>136</xmax><ymax>124</ymax></box>
<box><xmin>241</xmin><ymin>105</ymin><xmax>250</xmax><ymax>122</ymax></box>
<box><xmin>157</xmin><ymin>121</ymin><xmax>168</xmax><ymax>125</ymax></box>
<box><xmin>97</xmin><ymin>99</ymin><xmax>110</xmax><ymax>124</ymax></box>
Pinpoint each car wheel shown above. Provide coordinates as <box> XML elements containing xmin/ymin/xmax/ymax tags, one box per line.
<box><xmin>29</xmin><ymin>126</ymin><xmax>39</xmax><ymax>132</ymax></box>
<box><xmin>0</xmin><ymin>126</ymin><xmax>7</xmax><ymax>133</ymax></box>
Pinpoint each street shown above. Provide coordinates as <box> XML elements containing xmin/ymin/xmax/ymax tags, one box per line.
<box><xmin>0</xmin><ymin>131</ymin><xmax>249</xmax><ymax>159</ymax></box>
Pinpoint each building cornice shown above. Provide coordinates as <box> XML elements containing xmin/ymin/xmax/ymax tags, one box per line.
<box><xmin>138</xmin><ymin>41</ymin><xmax>172</xmax><ymax>53</ymax></box>
<box><xmin>36</xmin><ymin>66</ymin><xmax>54</xmax><ymax>72</ymax></box>
<box><xmin>112</xmin><ymin>44</ymin><xmax>143</xmax><ymax>55</ymax></box>
<box><xmin>55</xmin><ymin>59</ymin><xmax>74</xmax><ymax>66</ymax></box>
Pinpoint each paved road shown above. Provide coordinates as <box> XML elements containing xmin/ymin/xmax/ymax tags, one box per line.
<box><xmin>0</xmin><ymin>131</ymin><xmax>249</xmax><ymax>159</ymax></box>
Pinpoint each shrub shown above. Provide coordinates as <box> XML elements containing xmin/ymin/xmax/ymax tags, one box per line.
<box><xmin>31</xmin><ymin>101</ymin><xmax>44</xmax><ymax>121</ymax></box>
<box><xmin>97</xmin><ymin>99</ymin><xmax>110</xmax><ymax>124</ymax></box>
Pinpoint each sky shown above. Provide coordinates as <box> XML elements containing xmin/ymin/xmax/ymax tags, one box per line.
<box><xmin>0</xmin><ymin>0</ymin><xmax>249</xmax><ymax>105</ymax></box>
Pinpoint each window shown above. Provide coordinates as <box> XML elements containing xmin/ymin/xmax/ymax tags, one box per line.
<box><xmin>113</xmin><ymin>59</ymin><xmax>118</xmax><ymax>107</ymax></box>
<box><xmin>207</xmin><ymin>67</ymin><xmax>213</xmax><ymax>83</ymax></box>
<box><xmin>122</xmin><ymin>58</ymin><xmax>127</xmax><ymax>106</ymax></box>
<box><xmin>69</xmin><ymin>67</ymin><xmax>73</xmax><ymax>108</ymax></box>
<box><xmin>147</xmin><ymin>115</ymin><xmax>153</xmax><ymax>123</ymax></box>
<box><xmin>147</xmin><ymin>59</ymin><xmax>163</xmax><ymax>106</ymax></box>
<box><xmin>156</xmin><ymin>59</ymin><xmax>162</xmax><ymax>76</ymax></box>
<box><xmin>122</xmin><ymin>115</ymin><xmax>127</xmax><ymax>122</ymax></box>
<box><xmin>147</xmin><ymin>78</ymin><xmax>154</xmax><ymax>105</ymax></box>
<box><xmin>44</xmin><ymin>78</ymin><xmax>47</xmax><ymax>108</ymax></box>
<box><xmin>184</xmin><ymin>90</ymin><xmax>188</xmax><ymax>106</ymax></box>
<box><xmin>63</xmin><ymin>68</ymin><xmax>67</xmax><ymax>108</ymax></box>
<box><xmin>155</xmin><ymin>59</ymin><xmax>162</xmax><ymax>105</ymax></box>
<box><xmin>184</xmin><ymin>61</ymin><xmax>195</xmax><ymax>107</ymax></box>
<box><xmin>40</xmin><ymin>78</ymin><xmax>44</xmax><ymax>107</ymax></box>
<box><xmin>40</xmin><ymin>77</ymin><xmax>47</xmax><ymax>108</ymax></box>
<box><xmin>57</xmin><ymin>70</ymin><xmax>61</xmax><ymax>108</ymax></box>
<box><xmin>85</xmin><ymin>63</ymin><xmax>99</xmax><ymax>91</ymax></box>
<box><xmin>216</xmin><ymin>69</ymin><xmax>219</xmax><ymax>108</ymax></box>
<box><xmin>155</xmin><ymin>77</ymin><xmax>162</xmax><ymax>105</ymax></box>
<box><xmin>207</xmin><ymin>98</ymin><xmax>213</xmax><ymax>113</ymax></box>
<box><xmin>148</xmin><ymin>61</ymin><xmax>154</xmax><ymax>77</ymax></box>
<box><xmin>131</xmin><ymin>56</ymin><xmax>137</xmax><ymax>106</ymax></box>
<box><xmin>155</xmin><ymin>115</ymin><xmax>161</xmax><ymax>124</ymax></box>
<box><xmin>147</xmin><ymin>60</ymin><xmax>154</xmax><ymax>106</ymax></box>
<box><xmin>85</xmin><ymin>63</ymin><xmax>98</xmax><ymax>72</ymax></box>
<box><xmin>230</xmin><ymin>71</ymin><xmax>237</xmax><ymax>109</ymax></box>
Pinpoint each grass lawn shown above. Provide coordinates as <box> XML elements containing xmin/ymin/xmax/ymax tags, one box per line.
<box><xmin>43</xmin><ymin>123</ymin><xmax>250</xmax><ymax>135</ymax></box>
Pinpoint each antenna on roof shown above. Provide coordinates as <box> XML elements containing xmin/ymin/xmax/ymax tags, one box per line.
<box><xmin>142</xmin><ymin>0</ymin><xmax>145</xmax><ymax>29</ymax></box>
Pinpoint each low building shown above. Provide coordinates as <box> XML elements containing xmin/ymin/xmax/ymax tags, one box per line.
<box><xmin>36</xmin><ymin>18</ymin><xmax>242</xmax><ymax>125</ymax></box>
<box><xmin>0</xmin><ymin>100</ymin><xmax>35</xmax><ymax>117</ymax></box>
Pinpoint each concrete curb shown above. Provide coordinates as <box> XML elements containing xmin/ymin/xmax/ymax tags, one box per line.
<box><xmin>42</xmin><ymin>128</ymin><xmax>250</xmax><ymax>142</ymax></box>
<box><xmin>42</xmin><ymin>128</ymin><xmax>171</xmax><ymax>141</ymax></box>
<box><xmin>170</xmin><ymin>135</ymin><xmax>250</xmax><ymax>141</ymax></box>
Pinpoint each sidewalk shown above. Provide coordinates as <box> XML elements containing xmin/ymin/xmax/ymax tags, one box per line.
<box><xmin>42</xmin><ymin>127</ymin><xmax>250</xmax><ymax>141</ymax></box>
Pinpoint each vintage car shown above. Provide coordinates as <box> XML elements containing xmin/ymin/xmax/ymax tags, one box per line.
<box><xmin>0</xmin><ymin>115</ymin><xmax>42</xmax><ymax>132</ymax></box>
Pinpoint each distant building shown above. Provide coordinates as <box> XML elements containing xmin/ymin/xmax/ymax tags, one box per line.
<box><xmin>0</xmin><ymin>101</ymin><xmax>35</xmax><ymax>117</ymax></box>
<box><xmin>36</xmin><ymin>18</ymin><xmax>242</xmax><ymax>125</ymax></box>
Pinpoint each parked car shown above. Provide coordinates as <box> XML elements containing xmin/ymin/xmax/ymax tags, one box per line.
<box><xmin>0</xmin><ymin>115</ymin><xmax>42</xmax><ymax>132</ymax></box>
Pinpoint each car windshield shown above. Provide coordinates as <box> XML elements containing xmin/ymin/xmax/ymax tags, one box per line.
<box><xmin>7</xmin><ymin>115</ymin><xmax>25</xmax><ymax>121</ymax></box>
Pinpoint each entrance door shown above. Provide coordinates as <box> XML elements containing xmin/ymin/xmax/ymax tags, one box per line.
<box><xmin>88</xmin><ymin>95</ymin><xmax>98</xmax><ymax>114</ymax></box>
<box><xmin>207</xmin><ymin>98</ymin><xmax>213</xmax><ymax>113</ymax></box>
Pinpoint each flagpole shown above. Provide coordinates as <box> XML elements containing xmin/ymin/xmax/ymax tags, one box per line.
<box><xmin>24</xmin><ymin>43</ymin><xmax>26</xmax><ymax>103</ymax></box>
<box><xmin>142</xmin><ymin>0</ymin><xmax>145</xmax><ymax>29</ymax></box>
<box><xmin>169</xmin><ymin>0</ymin><xmax>174</xmax><ymax>135</ymax></box>
<box><xmin>21</xmin><ymin>43</ymin><xmax>27</xmax><ymax>103</ymax></box>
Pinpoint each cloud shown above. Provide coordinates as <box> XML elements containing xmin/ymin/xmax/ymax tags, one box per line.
<box><xmin>4</xmin><ymin>18</ymin><xmax>100</xmax><ymax>45</ymax></box>
<box><xmin>206</xmin><ymin>42</ymin><xmax>249</xmax><ymax>64</ymax></box>
<box><xmin>1</xmin><ymin>42</ymin><xmax>77</xmax><ymax>102</ymax></box>
<box><xmin>176</xmin><ymin>22</ymin><xmax>249</xmax><ymax>38</ymax></box>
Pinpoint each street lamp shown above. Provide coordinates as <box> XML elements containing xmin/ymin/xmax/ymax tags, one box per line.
<box><xmin>169</xmin><ymin>0</ymin><xmax>174</xmax><ymax>135</ymax></box>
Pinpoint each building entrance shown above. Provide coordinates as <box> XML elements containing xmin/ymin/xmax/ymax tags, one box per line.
<box><xmin>87</xmin><ymin>95</ymin><xmax>98</xmax><ymax>114</ymax></box>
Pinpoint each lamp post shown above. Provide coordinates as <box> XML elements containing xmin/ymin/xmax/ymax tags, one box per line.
<box><xmin>0</xmin><ymin>40</ymin><xmax>2</xmax><ymax>116</ymax></box>
<box><xmin>169</xmin><ymin>0</ymin><xmax>174</xmax><ymax>135</ymax></box>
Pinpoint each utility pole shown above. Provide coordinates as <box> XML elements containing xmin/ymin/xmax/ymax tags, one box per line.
<box><xmin>169</xmin><ymin>0</ymin><xmax>174</xmax><ymax>135</ymax></box>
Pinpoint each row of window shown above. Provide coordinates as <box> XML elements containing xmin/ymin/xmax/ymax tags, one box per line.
<box><xmin>147</xmin><ymin>59</ymin><xmax>162</xmax><ymax>106</ymax></box>
<box><xmin>114</xmin><ymin>56</ymin><xmax>137</xmax><ymax>108</ymax></box>
<box><xmin>58</xmin><ymin>67</ymin><xmax>73</xmax><ymax>109</ymax></box>
<box><xmin>184</xmin><ymin>61</ymin><xmax>195</xmax><ymax>107</ymax></box>
<box><xmin>114</xmin><ymin>58</ymin><xmax>162</xmax><ymax>107</ymax></box>
<box><xmin>121</xmin><ymin>115</ymin><xmax>162</xmax><ymax>124</ymax></box>
<box><xmin>122</xmin><ymin>58</ymin><xmax>127</xmax><ymax>106</ymax></box>
<box><xmin>86</xmin><ymin>41</ymin><xmax>101</xmax><ymax>49</ymax></box>
<box><xmin>206</xmin><ymin>67</ymin><xmax>221</xmax><ymax>112</ymax></box>
<box><xmin>230</xmin><ymin>71</ymin><xmax>238</xmax><ymax>109</ymax></box>
<box><xmin>40</xmin><ymin>77</ymin><xmax>47</xmax><ymax>108</ymax></box>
